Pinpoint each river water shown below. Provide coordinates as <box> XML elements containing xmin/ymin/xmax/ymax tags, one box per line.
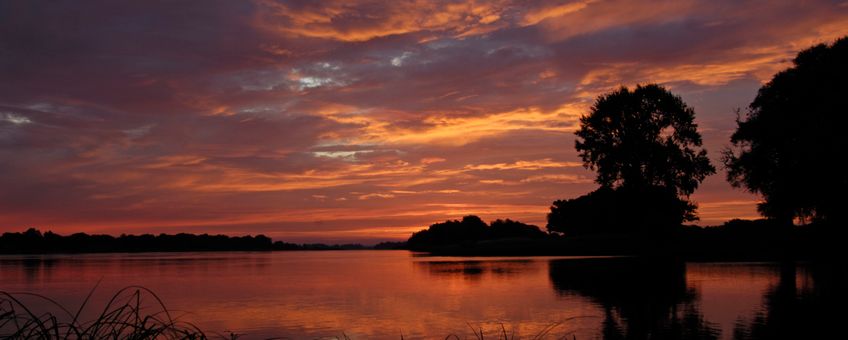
<box><xmin>0</xmin><ymin>251</ymin><xmax>843</xmax><ymax>339</ymax></box>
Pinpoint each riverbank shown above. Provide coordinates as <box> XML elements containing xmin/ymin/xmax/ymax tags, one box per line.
<box><xmin>414</xmin><ymin>224</ymin><xmax>847</xmax><ymax>261</ymax></box>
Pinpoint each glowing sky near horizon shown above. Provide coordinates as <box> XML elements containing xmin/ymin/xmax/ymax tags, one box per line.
<box><xmin>2</xmin><ymin>0</ymin><xmax>847</xmax><ymax>242</ymax></box>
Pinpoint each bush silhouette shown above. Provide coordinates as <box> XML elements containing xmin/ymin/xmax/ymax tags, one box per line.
<box><xmin>489</xmin><ymin>219</ymin><xmax>547</xmax><ymax>239</ymax></box>
<box><xmin>547</xmin><ymin>186</ymin><xmax>694</xmax><ymax>236</ymax></box>
<box><xmin>406</xmin><ymin>215</ymin><xmax>545</xmax><ymax>250</ymax></box>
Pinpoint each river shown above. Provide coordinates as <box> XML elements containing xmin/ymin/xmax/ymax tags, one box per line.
<box><xmin>1</xmin><ymin>251</ymin><xmax>843</xmax><ymax>339</ymax></box>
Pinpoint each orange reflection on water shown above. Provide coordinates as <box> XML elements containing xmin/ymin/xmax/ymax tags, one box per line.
<box><xmin>1</xmin><ymin>252</ymin><xmax>842</xmax><ymax>339</ymax></box>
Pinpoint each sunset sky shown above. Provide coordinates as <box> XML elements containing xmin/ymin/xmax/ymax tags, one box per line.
<box><xmin>2</xmin><ymin>1</ymin><xmax>847</xmax><ymax>243</ymax></box>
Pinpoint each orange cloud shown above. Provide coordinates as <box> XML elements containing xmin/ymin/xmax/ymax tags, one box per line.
<box><xmin>464</xmin><ymin>159</ymin><xmax>583</xmax><ymax>171</ymax></box>
<box><xmin>520</xmin><ymin>174</ymin><xmax>593</xmax><ymax>184</ymax></box>
<box><xmin>254</xmin><ymin>0</ymin><xmax>510</xmax><ymax>42</ymax></box>
<box><xmin>520</xmin><ymin>0</ymin><xmax>597</xmax><ymax>26</ymax></box>
<box><xmin>353</xmin><ymin>106</ymin><xmax>579</xmax><ymax>146</ymax></box>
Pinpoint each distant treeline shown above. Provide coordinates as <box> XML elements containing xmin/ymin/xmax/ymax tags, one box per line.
<box><xmin>0</xmin><ymin>229</ymin><xmax>407</xmax><ymax>254</ymax></box>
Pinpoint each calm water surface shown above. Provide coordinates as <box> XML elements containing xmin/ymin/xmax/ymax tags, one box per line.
<box><xmin>1</xmin><ymin>251</ymin><xmax>844</xmax><ymax>339</ymax></box>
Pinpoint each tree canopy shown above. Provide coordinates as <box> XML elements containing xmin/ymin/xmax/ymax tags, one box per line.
<box><xmin>549</xmin><ymin>85</ymin><xmax>713</xmax><ymax>235</ymax></box>
<box><xmin>575</xmin><ymin>84</ymin><xmax>715</xmax><ymax>195</ymax></box>
<box><xmin>724</xmin><ymin>37</ymin><xmax>848</xmax><ymax>225</ymax></box>
<box><xmin>407</xmin><ymin>215</ymin><xmax>545</xmax><ymax>250</ymax></box>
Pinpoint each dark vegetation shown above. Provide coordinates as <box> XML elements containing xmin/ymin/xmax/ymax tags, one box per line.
<box><xmin>406</xmin><ymin>215</ymin><xmax>843</xmax><ymax>259</ymax></box>
<box><xmin>406</xmin><ymin>216</ymin><xmax>546</xmax><ymax>251</ymax></box>
<box><xmin>0</xmin><ymin>287</ymin><xmax>211</xmax><ymax>340</ymax></box>
<box><xmin>0</xmin><ymin>228</ymin><xmax>395</xmax><ymax>254</ymax></box>
<box><xmin>569</xmin><ymin>84</ymin><xmax>715</xmax><ymax>231</ymax></box>
<box><xmin>0</xmin><ymin>228</ymin><xmax>273</xmax><ymax>254</ymax></box>
<box><xmin>547</xmin><ymin>186</ymin><xmax>693</xmax><ymax>236</ymax></box>
<box><xmin>723</xmin><ymin>36</ymin><xmax>848</xmax><ymax>225</ymax></box>
<box><xmin>549</xmin><ymin>84</ymin><xmax>714</xmax><ymax>236</ymax></box>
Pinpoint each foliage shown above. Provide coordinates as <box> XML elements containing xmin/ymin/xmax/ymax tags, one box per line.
<box><xmin>0</xmin><ymin>287</ymin><xmax>213</xmax><ymax>340</ymax></box>
<box><xmin>724</xmin><ymin>36</ymin><xmax>848</xmax><ymax>224</ymax></box>
<box><xmin>0</xmin><ymin>229</ymin><xmax>380</xmax><ymax>254</ymax></box>
<box><xmin>489</xmin><ymin>219</ymin><xmax>549</xmax><ymax>239</ymax></box>
<box><xmin>0</xmin><ymin>228</ymin><xmax>274</xmax><ymax>254</ymax></box>
<box><xmin>407</xmin><ymin>216</ymin><xmax>545</xmax><ymax>250</ymax></box>
<box><xmin>551</xmin><ymin>84</ymin><xmax>713</xmax><ymax>235</ymax></box>
<box><xmin>546</xmin><ymin>186</ymin><xmax>694</xmax><ymax>236</ymax></box>
<box><xmin>575</xmin><ymin>84</ymin><xmax>714</xmax><ymax>196</ymax></box>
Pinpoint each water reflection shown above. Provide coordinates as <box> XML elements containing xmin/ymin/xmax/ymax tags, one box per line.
<box><xmin>1</xmin><ymin>252</ymin><xmax>846</xmax><ymax>339</ymax></box>
<box><xmin>733</xmin><ymin>263</ymin><xmax>847</xmax><ymax>340</ymax></box>
<box><xmin>0</xmin><ymin>256</ymin><xmax>58</xmax><ymax>284</ymax></box>
<box><xmin>549</xmin><ymin>258</ymin><xmax>720</xmax><ymax>340</ymax></box>
<box><xmin>414</xmin><ymin>259</ymin><xmax>539</xmax><ymax>281</ymax></box>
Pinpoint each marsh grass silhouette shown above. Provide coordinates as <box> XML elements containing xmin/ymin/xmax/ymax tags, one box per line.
<box><xmin>0</xmin><ymin>286</ymin><xmax>217</xmax><ymax>340</ymax></box>
<box><xmin>448</xmin><ymin>320</ymin><xmax>589</xmax><ymax>340</ymax></box>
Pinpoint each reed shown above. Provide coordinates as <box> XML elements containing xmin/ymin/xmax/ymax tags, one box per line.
<box><xmin>0</xmin><ymin>286</ymin><xmax>219</xmax><ymax>340</ymax></box>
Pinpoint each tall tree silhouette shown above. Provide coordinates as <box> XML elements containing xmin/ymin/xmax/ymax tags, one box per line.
<box><xmin>724</xmin><ymin>37</ymin><xmax>848</xmax><ymax>225</ymax></box>
<box><xmin>549</xmin><ymin>85</ymin><xmax>714</xmax><ymax>235</ymax></box>
<box><xmin>576</xmin><ymin>84</ymin><xmax>714</xmax><ymax>196</ymax></box>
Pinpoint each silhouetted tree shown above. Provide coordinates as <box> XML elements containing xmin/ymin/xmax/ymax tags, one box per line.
<box><xmin>549</xmin><ymin>85</ymin><xmax>714</xmax><ymax>235</ymax></box>
<box><xmin>724</xmin><ymin>37</ymin><xmax>848</xmax><ymax>225</ymax></box>
<box><xmin>576</xmin><ymin>84</ymin><xmax>714</xmax><ymax>196</ymax></box>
